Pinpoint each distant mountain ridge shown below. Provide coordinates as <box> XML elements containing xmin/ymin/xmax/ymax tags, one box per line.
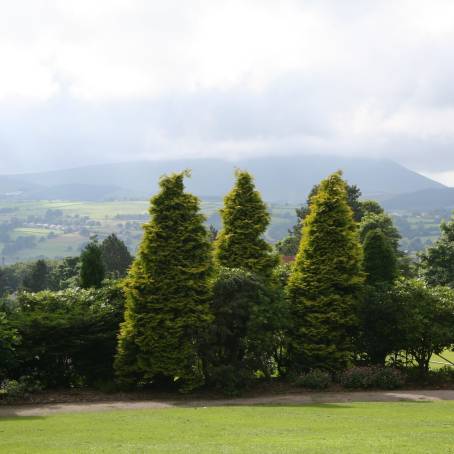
<box><xmin>382</xmin><ymin>188</ymin><xmax>454</xmax><ymax>211</ymax></box>
<box><xmin>0</xmin><ymin>155</ymin><xmax>445</xmax><ymax>204</ymax></box>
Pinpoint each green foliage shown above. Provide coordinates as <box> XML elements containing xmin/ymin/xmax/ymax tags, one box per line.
<box><xmin>359</xmin><ymin>212</ymin><xmax>401</xmax><ymax>252</ymax></box>
<box><xmin>356</xmin><ymin>284</ymin><xmax>406</xmax><ymax>365</ymax></box>
<box><xmin>363</xmin><ymin>229</ymin><xmax>398</xmax><ymax>286</ymax></box>
<box><xmin>287</xmin><ymin>172</ymin><xmax>364</xmax><ymax>372</ymax></box>
<box><xmin>0</xmin><ymin>376</ymin><xmax>43</xmax><ymax>403</ymax></box>
<box><xmin>340</xmin><ymin>366</ymin><xmax>404</xmax><ymax>390</ymax></box>
<box><xmin>359</xmin><ymin>209</ymin><xmax>411</xmax><ymax>277</ymax></box>
<box><xmin>215</xmin><ymin>170</ymin><xmax>278</xmax><ymax>277</ymax></box>
<box><xmin>420</xmin><ymin>214</ymin><xmax>454</xmax><ymax>287</ymax></box>
<box><xmin>0</xmin><ymin>312</ymin><xmax>19</xmax><ymax>379</ymax></box>
<box><xmin>80</xmin><ymin>238</ymin><xmax>105</xmax><ymax>288</ymax></box>
<box><xmin>7</xmin><ymin>284</ymin><xmax>124</xmax><ymax>387</ymax></box>
<box><xmin>273</xmin><ymin>263</ymin><xmax>292</xmax><ymax>288</ymax></box>
<box><xmin>276</xmin><ymin>183</ymin><xmax>364</xmax><ymax>256</ymax></box>
<box><xmin>49</xmin><ymin>256</ymin><xmax>80</xmax><ymax>290</ymax></box>
<box><xmin>359</xmin><ymin>199</ymin><xmax>384</xmax><ymax>216</ymax></box>
<box><xmin>345</xmin><ymin>185</ymin><xmax>364</xmax><ymax>222</ymax></box>
<box><xmin>202</xmin><ymin>268</ymin><xmax>289</xmax><ymax>393</ymax></box>
<box><xmin>115</xmin><ymin>172</ymin><xmax>213</xmax><ymax>391</ymax></box>
<box><xmin>100</xmin><ymin>233</ymin><xmax>132</xmax><ymax>278</ymax></box>
<box><xmin>23</xmin><ymin>259</ymin><xmax>50</xmax><ymax>292</ymax></box>
<box><xmin>294</xmin><ymin>369</ymin><xmax>332</xmax><ymax>390</ymax></box>
<box><xmin>0</xmin><ymin>257</ymin><xmax>81</xmax><ymax>296</ymax></box>
<box><xmin>391</xmin><ymin>279</ymin><xmax>454</xmax><ymax>375</ymax></box>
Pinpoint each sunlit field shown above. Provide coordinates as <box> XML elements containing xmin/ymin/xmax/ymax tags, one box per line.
<box><xmin>1</xmin><ymin>402</ymin><xmax>454</xmax><ymax>453</ymax></box>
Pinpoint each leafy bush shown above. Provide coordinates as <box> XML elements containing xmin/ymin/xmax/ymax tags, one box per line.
<box><xmin>203</xmin><ymin>268</ymin><xmax>289</xmax><ymax>394</ymax></box>
<box><xmin>295</xmin><ymin>369</ymin><xmax>332</xmax><ymax>390</ymax></box>
<box><xmin>434</xmin><ymin>366</ymin><xmax>454</xmax><ymax>384</ymax></box>
<box><xmin>371</xmin><ymin>367</ymin><xmax>405</xmax><ymax>389</ymax></box>
<box><xmin>7</xmin><ymin>283</ymin><xmax>124</xmax><ymax>388</ymax></box>
<box><xmin>207</xmin><ymin>365</ymin><xmax>253</xmax><ymax>396</ymax></box>
<box><xmin>405</xmin><ymin>366</ymin><xmax>454</xmax><ymax>386</ymax></box>
<box><xmin>340</xmin><ymin>367</ymin><xmax>404</xmax><ymax>390</ymax></box>
<box><xmin>0</xmin><ymin>312</ymin><xmax>19</xmax><ymax>380</ymax></box>
<box><xmin>0</xmin><ymin>376</ymin><xmax>43</xmax><ymax>402</ymax></box>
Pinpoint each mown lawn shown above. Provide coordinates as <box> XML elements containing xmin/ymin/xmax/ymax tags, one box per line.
<box><xmin>1</xmin><ymin>402</ymin><xmax>454</xmax><ymax>453</ymax></box>
<box><xmin>431</xmin><ymin>350</ymin><xmax>454</xmax><ymax>369</ymax></box>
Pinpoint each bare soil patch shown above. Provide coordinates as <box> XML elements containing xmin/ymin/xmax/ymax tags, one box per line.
<box><xmin>2</xmin><ymin>389</ymin><xmax>454</xmax><ymax>417</ymax></box>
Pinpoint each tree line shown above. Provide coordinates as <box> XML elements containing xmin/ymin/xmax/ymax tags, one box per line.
<box><xmin>1</xmin><ymin>169</ymin><xmax>454</xmax><ymax>395</ymax></box>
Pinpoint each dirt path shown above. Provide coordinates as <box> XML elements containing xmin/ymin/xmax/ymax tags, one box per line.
<box><xmin>1</xmin><ymin>389</ymin><xmax>454</xmax><ymax>417</ymax></box>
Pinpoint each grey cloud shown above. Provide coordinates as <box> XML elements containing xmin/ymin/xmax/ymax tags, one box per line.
<box><xmin>1</xmin><ymin>0</ymin><xmax>454</xmax><ymax>180</ymax></box>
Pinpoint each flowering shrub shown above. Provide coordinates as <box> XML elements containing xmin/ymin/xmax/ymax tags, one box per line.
<box><xmin>295</xmin><ymin>369</ymin><xmax>332</xmax><ymax>390</ymax></box>
<box><xmin>340</xmin><ymin>367</ymin><xmax>404</xmax><ymax>390</ymax></box>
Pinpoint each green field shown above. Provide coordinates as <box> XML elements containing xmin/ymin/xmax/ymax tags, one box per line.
<box><xmin>431</xmin><ymin>350</ymin><xmax>454</xmax><ymax>369</ymax></box>
<box><xmin>1</xmin><ymin>402</ymin><xmax>454</xmax><ymax>453</ymax></box>
<box><xmin>0</xmin><ymin>200</ymin><xmax>298</xmax><ymax>263</ymax></box>
<box><xmin>0</xmin><ymin>199</ymin><xmax>449</xmax><ymax>264</ymax></box>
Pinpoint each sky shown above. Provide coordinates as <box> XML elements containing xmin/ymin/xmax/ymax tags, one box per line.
<box><xmin>1</xmin><ymin>0</ymin><xmax>454</xmax><ymax>184</ymax></box>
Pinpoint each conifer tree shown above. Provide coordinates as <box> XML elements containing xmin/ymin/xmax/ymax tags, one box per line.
<box><xmin>115</xmin><ymin>171</ymin><xmax>212</xmax><ymax>390</ymax></box>
<box><xmin>215</xmin><ymin>170</ymin><xmax>277</xmax><ymax>277</ymax></box>
<box><xmin>23</xmin><ymin>259</ymin><xmax>50</xmax><ymax>292</ymax></box>
<box><xmin>363</xmin><ymin>228</ymin><xmax>397</xmax><ymax>286</ymax></box>
<box><xmin>421</xmin><ymin>215</ymin><xmax>454</xmax><ymax>287</ymax></box>
<box><xmin>101</xmin><ymin>233</ymin><xmax>132</xmax><ymax>278</ymax></box>
<box><xmin>80</xmin><ymin>238</ymin><xmax>105</xmax><ymax>289</ymax></box>
<box><xmin>357</xmin><ymin>229</ymin><xmax>399</xmax><ymax>364</ymax></box>
<box><xmin>287</xmin><ymin>172</ymin><xmax>364</xmax><ymax>372</ymax></box>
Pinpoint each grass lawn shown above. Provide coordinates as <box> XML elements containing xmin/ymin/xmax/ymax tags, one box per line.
<box><xmin>1</xmin><ymin>402</ymin><xmax>454</xmax><ymax>453</ymax></box>
<box><xmin>431</xmin><ymin>350</ymin><xmax>454</xmax><ymax>369</ymax></box>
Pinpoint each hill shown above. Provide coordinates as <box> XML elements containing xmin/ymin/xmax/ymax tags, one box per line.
<box><xmin>0</xmin><ymin>155</ymin><xmax>444</xmax><ymax>203</ymax></box>
<box><xmin>382</xmin><ymin>188</ymin><xmax>454</xmax><ymax>212</ymax></box>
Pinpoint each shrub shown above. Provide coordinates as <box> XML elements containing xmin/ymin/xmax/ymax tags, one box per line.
<box><xmin>202</xmin><ymin>268</ymin><xmax>288</xmax><ymax>394</ymax></box>
<box><xmin>8</xmin><ymin>283</ymin><xmax>124</xmax><ymax>388</ymax></box>
<box><xmin>295</xmin><ymin>369</ymin><xmax>332</xmax><ymax>390</ymax></box>
<box><xmin>372</xmin><ymin>367</ymin><xmax>405</xmax><ymax>389</ymax></box>
<box><xmin>0</xmin><ymin>312</ymin><xmax>19</xmax><ymax>379</ymax></box>
<box><xmin>405</xmin><ymin>366</ymin><xmax>454</xmax><ymax>386</ymax></box>
<box><xmin>434</xmin><ymin>367</ymin><xmax>454</xmax><ymax>384</ymax></box>
<box><xmin>0</xmin><ymin>376</ymin><xmax>43</xmax><ymax>403</ymax></box>
<box><xmin>207</xmin><ymin>365</ymin><xmax>253</xmax><ymax>396</ymax></box>
<box><xmin>340</xmin><ymin>366</ymin><xmax>404</xmax><ymax>390</ymax></box>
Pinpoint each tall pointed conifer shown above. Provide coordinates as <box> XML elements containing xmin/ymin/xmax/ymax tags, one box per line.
<box><xmin>363</xmin><ymin>229</ymin><xmax>397</xmax><ymax>286</ymax></box>
<box><xmin>115</xmin><ymin>171</ymin><xmax>212</xmax><ymax>390</ymax></box>
<box><xmin>215</xmin><ymin>170</ymin><xmax>277</xmax><ymax>277</ymax></box>
<box><xmin>287</xmin><ymin>172</ymin><xmax>364</xmax><ymax>372</ymax></box>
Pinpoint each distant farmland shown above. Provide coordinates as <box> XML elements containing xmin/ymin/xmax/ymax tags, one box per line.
<box><xmin>0</xmin><ymin>199</ymin><xmax>298</xmax><ymax>264</ymax></box>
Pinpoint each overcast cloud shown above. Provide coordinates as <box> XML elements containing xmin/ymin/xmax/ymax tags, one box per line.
<box><xmin>1</xmin><ymin>0</ymin><xmax>454</xmax><ymax>183</ymax></box>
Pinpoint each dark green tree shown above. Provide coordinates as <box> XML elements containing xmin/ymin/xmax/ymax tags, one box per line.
<box><xmin>359</xmin><ymin>199</ymin><xmax>384</xmax><ymax>216</ymax></box>
<box><xmin>0</xmin><ymin>312</ymin><xmax>19</xmax><ymax>380</ymax></box>
<box><xmin>356</xmin><ymin>283</ymin><xmax>407</xmax><ymax>365</ymax></box>
<box><xmin>80</xmin><ymin>238</ymin><xmax>105</xmax><ymax>289</ymax></box>
<box><xmin>392</xmin><ymin>279</ymin><xmax>454</xmax><ymax>375</ymax></box>
<box><xmin>101</xmin><ymin>233</ymin><xmax>133</xmax><ymax>278</ymax></box>
<box><xmin>363</xmin><ymin>229</ymin><xmax>398</xmax><ymax>286</ymax></box>
<box><xmin>359</xmin><ymin>212</ymin><xmax>401</xmax><ymax>251</ymax></box>
<box><xmin>115</xmin><ymin>171</ymin><xmax>213</xmax><ymax>390</ymax></box>
<box><xmin>357</xmin><ymin>228</ymin><xmax>399</xmax><ymax>365</ymax></box>
<box><xmin>203</xmin><ymin>267</ymin><xmax>288</xmax><ymax>394</ymax></box>
<box><xmin>208</xmin><ymin>224</ymin><xmax>218</xmax><ymax>243</ymax></box>
<box><xmin>49</xmin><ymin>256</ymin><xmax>81</xmax><ymax>290</ymax></box>
<box><xmin>420</xmin><ymin>215</ymin><xmax>454</xmax><ymax>287</ymax></box>
<box><xmin>215</xmin><ymin>170</ymin><xmax>277</xmax><ymax>277</ymax></box>
<box><xmin>287</xmin><ymin>172</ymin><xmax>364</xmax><ymax>372</ymax></box>
<box><xmin>23</xmin><ymin>259</ymin><xmax>50</xmax><ymax>292</ymax></box>
<box><xmin>8</xmin><ymin>284</ymin><xmax>124</xmax><ymax>387</ymax></box>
